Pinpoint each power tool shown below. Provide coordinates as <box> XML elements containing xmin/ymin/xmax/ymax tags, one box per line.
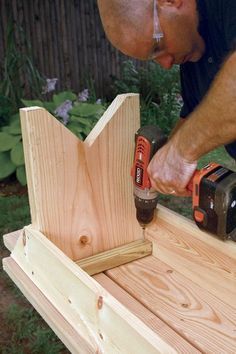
<box><xmin>131</xmin><ymin>126</ymin><xmax>236</xmax><ymax>241</ymax></box>
<box><xmin>131</xmin><ymin>126</ymin><xmax>167</xmax><ymax>228</ymax></box>
<box><xmin>189</xmin><ymin>162</ymin><xmax>236</xmax><ymax>240</ymax></box>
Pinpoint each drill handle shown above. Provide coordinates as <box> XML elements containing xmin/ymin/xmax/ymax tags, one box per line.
<box><xmin>187</xmin><ymin>174</ymin><xmax>196</xmax><ymax>193</ymax></box>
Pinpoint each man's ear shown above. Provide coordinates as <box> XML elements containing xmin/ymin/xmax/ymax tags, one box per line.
<box><xmin>158</xmin><ymin>0</ymin><xmax>183</xmax><ymax>9</ymax></box>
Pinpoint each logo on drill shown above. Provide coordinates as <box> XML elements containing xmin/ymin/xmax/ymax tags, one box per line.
<box><xmin>135</xmin><ymin>167</ymin><xmax>143</xmax><ymax>185</ymax></box>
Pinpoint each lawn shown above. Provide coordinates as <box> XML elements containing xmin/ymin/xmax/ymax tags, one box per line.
<box><xmin>0</xmin><ymin>146</ymin><xmax>235</xmax><ymax>352</ymax></box>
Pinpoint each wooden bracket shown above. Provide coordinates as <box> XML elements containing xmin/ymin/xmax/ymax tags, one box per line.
<box><xmin>20</xmin><ymin>94</ymin><xmax>142</xmax><ymax>261</ymax></box>
<box><xmin>76</xmin><ymin>239</ymin><xmax>152</xmax><ymax>275</ymax></box>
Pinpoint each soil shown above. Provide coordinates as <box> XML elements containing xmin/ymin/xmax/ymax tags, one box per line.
<box><xmin>0</xmin><ymin>176</ymin><xmax>28</xmax><ymax>197</ymax></box>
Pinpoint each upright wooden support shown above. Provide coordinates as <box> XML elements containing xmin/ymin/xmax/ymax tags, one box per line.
<box><xmin>3</xmin><ymin>94</ymin><xmax>236</xmax><ymax>353</ymax></box>
<box><xmin>20</xmin><ymin>94</ymin><xmax>142</xmax><ymax>261</ymax></box>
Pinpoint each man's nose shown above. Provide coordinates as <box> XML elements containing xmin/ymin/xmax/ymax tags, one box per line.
<box><xmin>154</xmin><ymin>54</ymin><xmax>174</xmax><ymax>69</ymax></box>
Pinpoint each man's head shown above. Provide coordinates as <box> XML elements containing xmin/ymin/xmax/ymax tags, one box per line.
<box><xmin>98</xmin><ymin>0</ymin><xmax>205</xmax><ymax>69</ymax></box>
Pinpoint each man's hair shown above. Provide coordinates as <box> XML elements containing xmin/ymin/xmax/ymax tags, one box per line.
<box><xmin>97</xmin><ymin>0</ymin><xmax>152</xmax><ymax>49</ymax></box>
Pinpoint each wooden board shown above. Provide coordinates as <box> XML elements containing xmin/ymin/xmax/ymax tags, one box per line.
<box><xmin>4</xmin><ymin>94</ymin><xmax>236</xmax><ymax>353</ymax></box>
<box><xmin>94</xmin><ymin>273</ymin><xmax>200</xmax><ymax>353</ymax></box>
<box><xmin>106</xmin><ymin>255</ymin><xmax>236</xmax><ymax>353</ymax></box>
<box><xmin>20</xmin><ymin>94</ymin><xmax>142</xmax><ymax>261</ymax></box>
<box><xmin>76</xmin><ymin>239</ymin><xmax>152</xmax><ymax>275</ymax></box>
<box><xmin>3</xmin><ymin>257</ymin><xmax>95</xmax><ymax>354</ymax></box>
<box><xmin>84</xmin><ymin>93</ymin><xmax>141</xmax><ymax>249</ymax></box>
<box><xmin>4</xmin><ymin>229</ymin><xmax>198</xmax><ymax>352</ymax></box>
<box><xmin>3</xmin><ymin>226</ymin><xmax>175</xmax><ymax>354</ymax></box>
<box><xmin>146</xmin><ymin>205</ymin><xmax>236</xmax><ymax>309</ymax></box>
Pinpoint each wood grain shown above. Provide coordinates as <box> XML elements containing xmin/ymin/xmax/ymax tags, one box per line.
<box><xmin>77</xmin><ymin>240</ymin><xmax>152</xmax><ymax>275</ymax></box>
<box><xmin>146</xmin><ymin>205</ymin><xmax>236</xmax><ymax>309</ymax></box>
<box><xmin>8</xmin><ymin>226</ymin><xmax>176</xmax><ymax>354</ymax></box>
<box><xmin>20</xmin><ymin>94</ymin><xmax>142</xmax><ymax>260</ymax></box>
<box><xmin>94</xmin><ymin>273</ymin><xmax>200</xmax><ymax>353</ymax></box>
<box><xmin>85</xmin><ymin>94</ymin><xmax>141</xmax><ymax>250</ymax></box>
<box><xmin>3</xmin><ymin>257</ymin><xmax>95</xmax><ymax>354</ymax></box>
<box><xmin>20</xmin><ymin>107</ymin><xmax>98</xmax><ymax>260</ymax></box>
<box><xmin>107</xmin><ymin>256</ymin><xmax>236</xmax><ymax>353</ymax></box>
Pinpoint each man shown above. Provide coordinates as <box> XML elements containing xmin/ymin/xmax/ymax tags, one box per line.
<box><xmin>98</xmin><ymin>0</ymin><xmax>236</xmax><ymax>196</ymax></box>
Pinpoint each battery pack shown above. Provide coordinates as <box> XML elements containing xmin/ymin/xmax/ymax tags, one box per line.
<box><xmin>192</xmin><ymin>163</ymin><xmax>236</xmax><ymax>240</ymax></box>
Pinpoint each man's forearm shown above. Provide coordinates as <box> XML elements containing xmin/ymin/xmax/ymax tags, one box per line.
<box><xmin>175</xmin><ymin>51</ymin><xmax>236</xmax><ymax>161</ymax></box>
<box><xmin>169</xmin><ymin>118</ymin><xmax>186</xmax><ymax>139</ymax></box>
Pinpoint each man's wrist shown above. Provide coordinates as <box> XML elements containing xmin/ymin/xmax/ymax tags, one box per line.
<box><xmin>170</xmin><ymin>122</ymin><xmax>201</xmax><ymax>163</ymax></box>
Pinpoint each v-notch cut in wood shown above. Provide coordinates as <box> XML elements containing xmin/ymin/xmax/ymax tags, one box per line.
<box><xmin>20</xmin><ymin>94</ymin><xmax>142</xmax><ymax>261</ymax></box>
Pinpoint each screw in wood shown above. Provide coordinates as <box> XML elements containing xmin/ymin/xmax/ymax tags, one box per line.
<box><xmin>22</xmin><ymin>230</ymin><xmax>26</xmax><ymax>246</ymax></box>
<box><xmin>97</xmin><ymin>296</ymin><xmax>103</xmax><ymax>310</ymax></box>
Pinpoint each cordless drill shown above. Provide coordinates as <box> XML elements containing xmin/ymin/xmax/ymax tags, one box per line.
<box><xmin>131</xmin><ymin>126</ymin><xmax>167</xmax><ymax>228</ymax></box>
<box><xmin>131</xmin><ymin>125</ymin><xmax>236</xmax><ymax>240</ymax></box>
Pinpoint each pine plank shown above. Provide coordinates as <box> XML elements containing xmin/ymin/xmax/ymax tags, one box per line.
<box><xmin>3</xmin><ymin>229</ymin><xmax>22</xmax><ymax>252</ymax></box>
<box><xmin>20</xmin><ymin>94</ymin><xmax>142</xmax><ymax>261</ymax></box>
<box><xmin>94</xmin><ymin>273</ymin><xmax>200</xmax><ymax>353</ymax></box>
<box><xmin>20</xmin><ymin>106</ymin><xmax>97</xmax><ymax>261</ymax></box>
<box><xmin>146</xmin><ymin>205</ymin><xmax>236</xmax><ymax>309</ymax></box>
<box><xmin>106</xmin><ymin>256</ymin><xmax>236</xmax><ymax>353</ymax></box>
<box><xmin>3</xmin><ymin>257</ymin><xmax>95</xmax><ymax>354</ymax></box>
<box><xmin>84</xmin><ymin>93</ymin><xmax>142</xmax><ymax>249</ymax></box>
<box><xmin>8</xmin><ymin>226</ymin><xmax>176</xmax><ymax>354</ymax></box>
<box><xmin>76</xmin><ymin>240</ymin><xmax>152</xmax><ymax>275</ymax></box>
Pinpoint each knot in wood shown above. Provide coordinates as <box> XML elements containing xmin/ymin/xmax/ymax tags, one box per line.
<box><xmin>79</xmin><ymin>235</ymin><xmax>89</xmax><ymax>245</ymax></box>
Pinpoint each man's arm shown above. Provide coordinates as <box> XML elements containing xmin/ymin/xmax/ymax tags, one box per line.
<box><xmin>148</xmin><ymin>51</ymin><xmax>236</xmax><ymax>195</ymax></box>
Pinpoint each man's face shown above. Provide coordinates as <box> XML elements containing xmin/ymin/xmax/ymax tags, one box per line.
<box><xmin>119</xmin><ymin>2</ymin><xmax>206</xmax><ymax>69</ymax></box>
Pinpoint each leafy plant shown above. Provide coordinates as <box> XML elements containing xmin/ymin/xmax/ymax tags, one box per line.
<box><xmin>0</xmin><ymin>95</ymin><xmax>14</xmax><ymax>127</ymax></box>
<box><xmin>0</xmin><ymin>22</ymin><xmax>45</xmax><ymax>114</ymax></box>
<box><xmin>111</xmin><ymin>60</ymin><xmax>181</xmax><ymax>134</ymax></box>
<box><xmin>0</xmin><ymin>113</ymin><xmax>26</xmax><ymax>185</ymax></box>
<box><xmin>22</xmin><ymin>89</ymin><xmax>106</xmax><ymax>141</ymax></box>
<box><xmin>0</xmin><ymin>89</ymin><xmax>106</xmax><ymax>185</ymax></box>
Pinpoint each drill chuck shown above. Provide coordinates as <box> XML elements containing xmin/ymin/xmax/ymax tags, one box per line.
<box><xmin>134</xmin><ymin>195</ymin><xmax>158</xmax><ymax>226</ymax></box>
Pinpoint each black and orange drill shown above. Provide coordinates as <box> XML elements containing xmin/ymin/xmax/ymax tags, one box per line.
<box><xmin>189</xmin><ymin>162</ymin><xmax>236</xmax><ymax>240</ymax></box>
<box><xmin>131</xmin><ymin>126</ymin><xmax>236</xmax><ymax>240</ymax></box>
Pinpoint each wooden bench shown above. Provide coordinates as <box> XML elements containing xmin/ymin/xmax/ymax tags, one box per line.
<box><xmin>3</xmin><ymin>94</ymin><xmax>236</xmax><ymax>353</ymax></box>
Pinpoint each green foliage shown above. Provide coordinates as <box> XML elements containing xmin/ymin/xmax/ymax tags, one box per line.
<box><xmin>0</xmin><ymin>114</ymin><xmax>26</xmax><ymax>185</ymax></box>
<box><xmin>111</xmin><ymin>60</ymin><xmax>181</xmax><ymax>134</ymax></box>
<box><xmin>3</xmin><ymin>304</ymin><xmax>65</xmax><ymax>354</ymax></box>
<box><xmin>23</xmin><ymin>90</ymin><xmax>106</xmax><ymax>141</ymax></box>
<box><xmin>53</xmin><ymin>91</ymin><xmax>77</xmax><ymax>106</ymax></box>
<box><xmin>16</xmin><ymin>165</ymin><xmax>26</xmax><ymax>186</ymax></box>
<box><xmin>0</xmin><ymin>22</ymin><xmax>45</xmax><ymax>113</ymax></box>
<box><xmin>10</xmin><ymin>142</ymin><xmax>24</xmax><ymax>166</ymax></box>
<box><xmin>0</xmin><ymin>132</ymin><xmax>21</xmax><ymax>152</ymax></box>
<box><xmin>0</xmin><ymin>195</ymin><xmax>68</xmax><ymax>353</ymax></box>
<box><xmin>0</xmin><ymin>89</ymin><xmax>105</xmax><ymax>184</ymax></box>
<box><xmin>68</xmin><ymin>102</ymin><xmax>105</xmax><ymax>140</ymax></box>
<box><xmin>0</xmin><ymin>95</ymin><xmax>13</xmax><ymax>127</ymax></box>
<box><xmin>0</xmin><ymin>151</ymin><xmax>16</xmax><ymax>179</ymax></box>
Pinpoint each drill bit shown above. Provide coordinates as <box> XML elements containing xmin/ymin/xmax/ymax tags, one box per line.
<box><xmin>142</xmin><ymin>226</ymin><xmax>146</xmax><ymax>238</ymax></box>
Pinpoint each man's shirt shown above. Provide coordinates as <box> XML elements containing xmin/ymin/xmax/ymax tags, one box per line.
<box><xmin>180</xmin><ymin>0</ymin><xmax>236</xmax><ymax>158</ymax></box>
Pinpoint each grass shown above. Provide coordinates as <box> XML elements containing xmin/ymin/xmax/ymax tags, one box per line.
<box><xmin>0</xmin><ymin>194</ymin><xmax>69</xmax><ymax>353</ymax></box>
<box><xmin>0</xmin><ymin>146</ymin><xmax>234</xmax><ymax>352</ymax></box>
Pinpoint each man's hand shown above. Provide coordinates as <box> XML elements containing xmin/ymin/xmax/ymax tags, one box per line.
<box><xmin>147</xmin><ymin>138</ymin><xmax>197</xmax><ymax>196</ymax></box>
